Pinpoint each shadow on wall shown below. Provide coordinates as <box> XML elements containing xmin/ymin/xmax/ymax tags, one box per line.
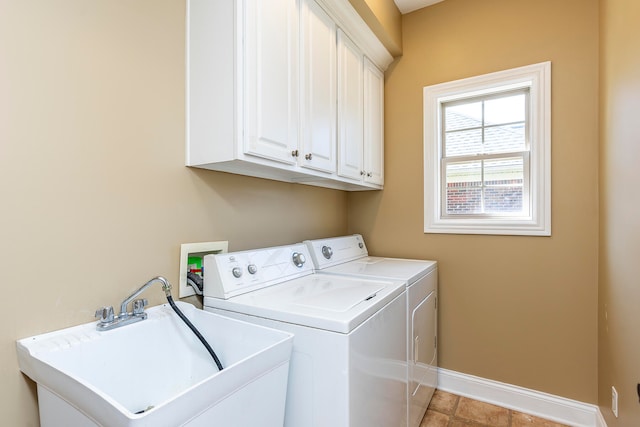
<box><xmin>347</xmin><ymin>190</ymin><xmax>384</xmax><ymax>242</ymax></box>
<box><xmin>186</xmin><ymin>168</ymin><xmax>349</xmax><ymax>250</ymax></box>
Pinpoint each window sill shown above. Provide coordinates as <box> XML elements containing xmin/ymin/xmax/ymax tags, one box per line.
<box><xmin>424</xmin><ymin>218</ymin><xmax>551</xmax><ymax>236</ymax></box>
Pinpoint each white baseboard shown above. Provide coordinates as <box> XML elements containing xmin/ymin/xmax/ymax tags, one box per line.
<box><xmin>437</xmin><ymin>368</ymin><xmax>607</xmax><ymax>427</ymax></box>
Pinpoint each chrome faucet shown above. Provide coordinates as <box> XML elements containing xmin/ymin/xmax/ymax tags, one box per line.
<box><xmin>95</xmin><ymin>276</ymin><xmax>172</xmax><ymax>331</ymax></box>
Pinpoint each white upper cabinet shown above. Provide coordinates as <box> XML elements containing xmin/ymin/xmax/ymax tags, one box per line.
<box><xmin>300</xmin><ymin>0</ymin><xmax>337</xmax><ymax>174</ymax></box>
<box><xmin>243</xmin><ymin>0</ymin><xmax>299</xmax><ymax>165</ymax></box>
<box><xmin>337</xmin><ymin>32</ymin><xmax>384</xmax><ymax>187</ymax></box>
<box><xmin>186</xmin><ymin>0</ymin><xmax>392</xmax><ymax>191</ymax></box>
<box><xmin>363</xmin><ymin>57</ymin><xmax>384</xmax><ymax>186</ymax></box>
<box><xmin>337</xmin><ymin>29</ymin><xmax>364</xmax><ymax>182</ymax></box>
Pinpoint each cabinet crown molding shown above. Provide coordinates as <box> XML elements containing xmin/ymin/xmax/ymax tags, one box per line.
<box><xmin>317</xmin><ymin>0</ymin><xmax>394</xmax><ymax>70</ymax></box>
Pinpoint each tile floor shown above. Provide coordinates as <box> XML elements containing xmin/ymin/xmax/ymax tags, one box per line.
<box><xmin>420</xmin><ymin>390</ymin><xmax>570</xmax><ymax>427</ymax></box>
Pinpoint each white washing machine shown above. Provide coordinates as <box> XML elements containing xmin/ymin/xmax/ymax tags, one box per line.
<box><xmin>304</xmin><ymin>235</ymin><xmax>438</xmax><ymax>427</ymax></box>
<box><xmin>202</xmin><ymin>243</ymin><xmax>408</xmax><ymax>427</ymax></box>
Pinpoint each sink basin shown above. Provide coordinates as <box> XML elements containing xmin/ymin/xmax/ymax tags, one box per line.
<box><xmin>17</xmin><ymin>301</ymin><xmax>293</xmax><ymax>427</ymax></box>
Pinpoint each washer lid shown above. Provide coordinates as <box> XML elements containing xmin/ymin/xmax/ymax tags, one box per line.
<box><xmin>322</xmin><ymin>257</ymin><xmax>437</xmax><ymax>284</ymax></box>
<box><xmin>294</xmin><ymin>282</ymin><xmax>384</xmax><ymax>312</ymax></box>
<box><xmin>204</xmin><ymin>273</ymin><xmax>405</xmax><ymax>334</ymax></box>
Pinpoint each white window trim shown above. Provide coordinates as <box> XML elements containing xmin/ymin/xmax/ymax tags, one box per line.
<box><xmin>424</xmin><ymin>62</ymin><xmax>551</xmax><ymax>236</ymax></box>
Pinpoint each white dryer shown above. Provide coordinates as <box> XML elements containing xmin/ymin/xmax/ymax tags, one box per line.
<box><xmin>202</xmin><ymin>243</ymin><xmax>408</xmax><ymax>427</ymax></box>
<box><xmin>304</xmin><ymin>235</ymin><xmax>438</xmax><ymax>427</ymax></box>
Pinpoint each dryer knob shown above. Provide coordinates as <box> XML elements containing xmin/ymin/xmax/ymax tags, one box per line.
<box><xmin>247</xmin><ymin>264</ymin><xmax>258</xmax><ymax>275</ymax></box>
<box><xmin>292</xmin><ymin>252</ymin><xmax>306</xmax><ymax>268</ymax></box>
<box><xmin>321</xmin><ymin>245</ymin><xmax>333</xmax><ymax>259</ymax></box>
<box><xmin>232</xmin><ymin>267</ymin><xmax>243</xmax><ymax>278</ymax></box>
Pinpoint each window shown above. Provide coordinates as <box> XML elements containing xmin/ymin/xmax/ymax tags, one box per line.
<box><xmin>423</xmin><ymin>62</ymin><xmax>551</xmax><ymax>236</ymax></box>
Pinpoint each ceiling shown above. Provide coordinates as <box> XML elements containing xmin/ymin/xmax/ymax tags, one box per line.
<box><xmin>393</xmin><ymin>0</ymin><xmax>445</xmax><ymax>14</ymax></box>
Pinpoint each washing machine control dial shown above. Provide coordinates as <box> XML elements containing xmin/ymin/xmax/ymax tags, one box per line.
<box><xmin>321</xmin><ymin>245</ymin><xmax>333</xmax><ymax>259</ymax></box>
<box><xmin>247</xmin><ymin>264</ymin><xmax>258</xmax><ymax>275</ymax></box>
<box><xmin>292</xmin><ymin>252</ymin><xmax>306</xmax><ymax>268</ymax></box>
<box><xmin>232</xmin><ymin>267</ymin><xmax>243</xmax><ymax>278</ymax></box>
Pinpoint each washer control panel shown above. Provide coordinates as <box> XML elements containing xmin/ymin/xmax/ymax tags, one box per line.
<box><xmin>203</xmin><ymin>244</ymin><xmax>313</xmax><ymax>299</ymax></box>
<box><xmin>292</xmin><ymin>251</ymin><xmax>306</xmax><ymax>267</ymax></box>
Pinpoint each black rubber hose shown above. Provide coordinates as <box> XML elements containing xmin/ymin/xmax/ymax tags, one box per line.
<box><xmin>166</xmin><ymin>295</ymin><xmax>224</xmax><ymax>371</ymax></box>
<box><xmin>186</xmin><ymin>271</ymin><xmax>204</xmax><ymax>293</ymax></box>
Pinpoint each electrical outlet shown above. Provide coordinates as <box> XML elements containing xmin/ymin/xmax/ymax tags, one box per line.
<box><xmin>179</xmin><ymin>241</ymin><xmax>228</xmax><ymax>298</ymax></box>
<box><xmin>612</xmin><ymin>386</ymin><xmax>619</xmax><ymax>418</ymax></box>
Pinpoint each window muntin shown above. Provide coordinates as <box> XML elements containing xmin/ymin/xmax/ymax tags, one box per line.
<box><xmin>441</xmin><ymin>89</ymin><xmax>529</xmax><ymax>218</ymax></box>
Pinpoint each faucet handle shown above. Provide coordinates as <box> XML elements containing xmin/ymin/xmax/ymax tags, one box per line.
<box><xmin>132</xmin><ymin>299</ymin><xmax>148</xmax><ymax>315</ymax></box>
<box><xmin>95</xmin><ymin>306</ymin><xmax>114</xmax><ymax>324</ymax></box>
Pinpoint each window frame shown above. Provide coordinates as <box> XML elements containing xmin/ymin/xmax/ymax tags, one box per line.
<box><xmin>423</xmin><ymin>62</ymin><xmax>551</xmax><ymax>236</ymax></box>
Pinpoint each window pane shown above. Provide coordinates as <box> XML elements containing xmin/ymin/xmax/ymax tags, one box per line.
<box><xmin>484</xmin><ymin>93</ymin><xmax>525</xmax><ymax>125</ymax></box>
<box><xmin>484</xmin><ymin>158</ymin><xmax>524</xmax><ymax>214</ymax></box>
<box><xmin>483</xmin><ymin>124</ymin><xmax>526</xmax><ymax>154</ymax></box>
<box><xmin>445</xmin><ymin>102</ymin><xmax>482</xmax><ymax>131</ymax></box>
<box><xmin>445</xmin><ymin>129</ymin><xmax>482</xmax><ymax>157</ymax></box>
<box><xmin>445</xmin><ymin>161</ymin><xmax>482</xmax><ymax>214</ymax></box>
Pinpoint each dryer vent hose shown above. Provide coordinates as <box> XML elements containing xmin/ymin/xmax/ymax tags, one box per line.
<box><xmin>166</xmin><ymin>294</ymin><xmax>224</xmax><ymax>371</ymax></box>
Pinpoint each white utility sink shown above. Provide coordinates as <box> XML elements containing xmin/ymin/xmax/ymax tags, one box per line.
<box><xmin>17</xmin><ymin>301</ymin><xmax>293</xmax><ymax>427</ymax></box>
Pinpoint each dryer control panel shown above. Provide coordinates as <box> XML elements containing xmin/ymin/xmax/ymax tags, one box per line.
<box><xmin>204</xmin><ymin>244</ymin><xmax>314</xmax><ymax>299</ymax></box>
<box><xmin>304</xmin><ymin>234</ymin><xmax>368</xmax><ymax>270</ymax></box>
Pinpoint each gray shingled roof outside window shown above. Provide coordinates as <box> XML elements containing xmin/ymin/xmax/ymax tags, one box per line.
<box><xmin>444</xmin><ymin>109</ymin><xmax>526</xmax><ymax>184</ymax></box>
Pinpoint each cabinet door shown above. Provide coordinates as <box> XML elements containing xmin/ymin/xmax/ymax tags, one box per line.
<box><xmin>243</xmin><ymin>0</ymin><xmax>299</xmax><ymax>165</ymax></box>
<box><xmin>363</xmin><ymin>57</ymin><xmax>384</xmax><ymax>185</ymax></box>
<box><xmin>300</xmin><ymin>0</ymin><xmax>337</xmax><ymax>173</ymax></box>
<box><xmin>337</xmin><ymin>29</ymin><xmax>364</xmax><ymax>181</ymax></box>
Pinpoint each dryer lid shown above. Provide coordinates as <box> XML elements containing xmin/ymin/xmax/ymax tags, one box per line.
<box><xmin>324</xmin><ymin>257</ymin><xmax>437</xmax><ymax>284</ymax></box>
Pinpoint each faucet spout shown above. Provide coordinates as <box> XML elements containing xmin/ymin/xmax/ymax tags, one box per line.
<box><xmin>119</xmin><ymin>276</ymin><xmax>172</xmax><ymax>316</ymax></box>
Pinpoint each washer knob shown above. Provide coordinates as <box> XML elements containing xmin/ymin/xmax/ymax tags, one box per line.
<box><xmin>247</xmin><ymin>264</ymin><xmax>258</xmax><ymax>275</ymax></box>
<box><xmin>292</xmin><ymin>252</ymin><xmax>306</xmax><ymax>268</ymax></box>
<box><xmin>232</xmin><ymin>267</ymin><xmax>243</xmax><ymax>278</ymax></box>
<box><xmin>321</xmin><ymin>245</ymin><xmax>333</xmax><ymax>259</ymax></box>
<box><xmin>358</xmin><ymin>242</ymin><xmax>364</xmax><ymax>249</ymax></box>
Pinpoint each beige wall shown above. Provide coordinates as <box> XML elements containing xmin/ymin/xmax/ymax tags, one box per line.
<box><xmin>599</xmin><ymin>0</ymin><xmax>640</xmax><ymax>424</ymax></box>
<box><xmin>1</xmin><ymin>0</ymin><xmax>613</xmax><ymax>423</ymax></box>
<box><xmin>0</xmin><ymin>1</ymin><xmax>347</xmax><ymax>424</ymax></box>
<box><xmin>348</xmin><ymin>0</ymin><xmax>600</xmax><ymax>403</ymax></box>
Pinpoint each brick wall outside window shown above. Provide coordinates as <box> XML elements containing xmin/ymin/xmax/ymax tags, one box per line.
<box><xmin>446</xmin><ymin>179</ymin><xmax>523</xmax><ymax>214</ymax></box>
